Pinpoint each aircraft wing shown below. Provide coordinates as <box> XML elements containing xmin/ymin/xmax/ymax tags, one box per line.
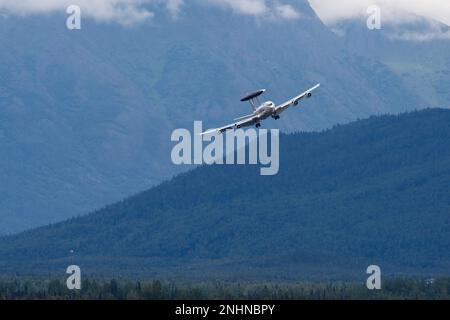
<box><xmin>274</xmin><ymin>83</ymin><xmax>320</xmax><ymax>115</ymax></box>
<box><xmin>234</xmin><ymin>113</ymin><xmax>255</xmax><ymax>121</ymax></box>
<box><xmin>200</xmin><ymin>116</ymin><xmax>259</xmax><ymax>135</ymax></box>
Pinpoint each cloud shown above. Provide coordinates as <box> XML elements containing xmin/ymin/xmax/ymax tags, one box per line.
<box><xmin>308</xmin><ymin>0</ymin><xmax>450</xmax><ymax>26</ymax></box>
<box><xmin>276</xmin><ymin>4</ymin><xmax>301</xmax><ymax>20</ymax></box>
<box><xmin>308</xmin><ymin>0</ymin><xmax>450</xmax><ymax>41</ymax></box>
<box><xmin>0</xmin><ymin>0</ymin><xmax>155</xmax><ymax>25</ymax></box>
<box><xmin>209</xmin><ymin>0</ymin><xmax>268</xmax><ymax>16</ymax></box>
<box><xmin>166</xmin><ymin>0</ymin><xmax>183</xmax><ymax>18</ymax></box>
<box><xmin>388</xmin><ymin>21</ymin><xmax>450</xmax><ymax>42</ymax></box>
<box><xmin>204</xmin><ymin>0</ymin><xmax>301</xmax><ymax>19</ymax></box>
<box><xmin>0</xmin><ymin>0</ymin><xmax>301</xmax><ymax>24</ymax></box>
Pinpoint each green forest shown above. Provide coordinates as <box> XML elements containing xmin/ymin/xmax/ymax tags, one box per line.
<box><xmin>1</xmin><ymin>109</ymin><xmax>450</xmax><ymax>279</ymax></box>
<box><xmin>1</xmin><ymin>277</ymin><xmax>450</xmax><ymax>300</ymax></box>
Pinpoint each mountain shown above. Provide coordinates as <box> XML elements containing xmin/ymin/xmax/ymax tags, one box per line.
<box><xmin>1</xmin><ymin>109</ymin><xmax>449</xmax><ymax>280</ymax></box>
<box><xmin>333</xmin><ymin>15</ymin><xmax>450</xmax><ymax>108</ymax></box>
<box><xmin>0</xmin><ymin>0</ymin><xmax>431</xmax><ymax>234</ymax></box>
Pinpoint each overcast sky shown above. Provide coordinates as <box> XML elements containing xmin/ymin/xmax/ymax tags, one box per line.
<box><xmin>0</xmin><ymin>0</ymin><xmax>449</xmax><ymax>28</ymax></box>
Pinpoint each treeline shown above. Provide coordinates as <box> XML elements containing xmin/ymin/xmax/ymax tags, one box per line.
<box><xmin>1</xmin><ymin>277</ymin><xmax>449</xmax><ymax>300</ymax></box>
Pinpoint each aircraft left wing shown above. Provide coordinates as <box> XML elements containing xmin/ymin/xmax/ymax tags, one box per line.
<box><xmin>274</xmin><ymin>83</ymin><xmax>320</xmax><ymax>115</ymax></box>
<box><xmin>200</xmin><ymin>116</ymin><xmax>259</xmax><ymax>135</ymax></box>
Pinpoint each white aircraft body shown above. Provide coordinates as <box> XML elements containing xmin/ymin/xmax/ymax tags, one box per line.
<box><xmin>201</xmin><ymin>84</ymin><xmax>320</xmax><ymax>135</ymax></box>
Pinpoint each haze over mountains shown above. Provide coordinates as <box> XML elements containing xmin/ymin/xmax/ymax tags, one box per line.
<box><xmin>0</xmin><ymin>0</ymin><xmax>449</xmax><ymax>233</ymax></box>
<box><xmin>1</xmin><ymin>109</ymin><xmax>449</xmax><ymax>280</ymax></box>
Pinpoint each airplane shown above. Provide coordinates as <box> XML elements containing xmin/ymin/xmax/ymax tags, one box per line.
<box><xmin>200</xmin><ymin>83</ymin><xmax>320</xmax><ymax>135</ymax></box>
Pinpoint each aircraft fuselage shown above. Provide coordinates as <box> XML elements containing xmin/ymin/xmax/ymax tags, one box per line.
<box><xmin>254</xmin><ymin>101</ymin><xmax>276</xmax><ymax>122</ymax></box>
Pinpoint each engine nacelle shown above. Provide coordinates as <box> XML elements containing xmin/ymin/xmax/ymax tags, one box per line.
<box><xmin>307</xmin><ymin>92</ymin><xmax>312</xmax><ymax>98</ymax></box>
<box><xmin>293</xmin><ymin>101</ymin><xmax>299</xmax><ymax>106</ymax></box>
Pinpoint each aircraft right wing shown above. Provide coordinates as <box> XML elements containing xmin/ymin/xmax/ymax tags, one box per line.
<box><xmin>200</xmin><ymin>116</ymin><xmax>259</xmax><ymax>135</ymax></box>
<box><xmin>274</xmin><ymin>83</ymin><xmax>320</xmax><ymax>115</ymax></box>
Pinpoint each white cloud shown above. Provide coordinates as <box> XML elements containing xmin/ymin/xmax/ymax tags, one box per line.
<box><xmin>388</xmin><ymin>20</ymin><xmax>450</xmax><ymax>42</ymax></box>
<box><xmin>308</xmin><ymin>0</ymin><xmax>450</xmax><ymax>26</ymax></box>
<box><xmin>204</xmin><ymin>0</ymin><xmax>301</xmax><ymax>19</ymax></box>
<box><xmin>308</xmin><ymin>0</ymin><xmax>450</xmax><ymax>41</ymax></box>
<box><xmin>209</xmin><ymin>0</ymin><xmax>268</xmax><ymax>16</ymax></box>
<box><xmin>276</xmin><ymin>4</ymin><xmax>301</xmax><ymax>20</ymax></box>
<box><xmin>166</xmin><ymin>0</ymin><xmax>183</xmax><ymax>18</ymax></box>
<box><xmin>0</xmin><ymin>0</ymin><xmax>300</xmax><ymax>24</ymax></box>
<box><xmin>0</xmin><ymin>0</ymin><xmax>155</xmax><ymax>25</ymax></box>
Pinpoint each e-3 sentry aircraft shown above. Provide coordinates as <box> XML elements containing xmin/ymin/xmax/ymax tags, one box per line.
<box><xmin>201</xmin><ymin>83</ymin><xmax>320</xmax><ymax>135</ymax></box>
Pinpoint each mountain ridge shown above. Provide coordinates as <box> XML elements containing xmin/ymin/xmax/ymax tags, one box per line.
<box><xmin>1</xmin><ymin>108</ymin><xmax>449</xmax><ymax>280</ymax></box>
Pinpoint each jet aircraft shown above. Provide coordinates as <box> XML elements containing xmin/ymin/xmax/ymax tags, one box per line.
<box><xmin>201</xmin><ymin>84</ymin><xmax>320</xmax><ymax>135</ymax></box>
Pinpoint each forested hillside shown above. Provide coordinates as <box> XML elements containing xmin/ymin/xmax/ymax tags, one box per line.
<box><xmin>1</xmin><ymin>109</ymin><xmax>449</xmax><ymax>280</ymax></box>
